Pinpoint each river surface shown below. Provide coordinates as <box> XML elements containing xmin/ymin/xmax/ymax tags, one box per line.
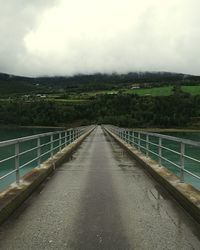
<box><xmin>0</xmin><ymin>127</ymin><xmax>57</xmax><ymax>141</ymax></box>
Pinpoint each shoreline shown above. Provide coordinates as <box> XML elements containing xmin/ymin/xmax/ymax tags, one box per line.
<box><xmin>0</xmin><ymin>125</ymin><xmax>200</xmax><ymax>132</ymax></box>
<box><xmin>135</xmin><ymin>128</ymin><xmax>200</xmax><ymax>132</ymax></box>
<box><xmin>0</xmin><ymin>125</ymin><xmax>66</xmax><ymax>129</ymax></box>
<box><xmin>20</xmin><ymin>125</ymin><xmax>66</xmax><ymax>129</ymax></box>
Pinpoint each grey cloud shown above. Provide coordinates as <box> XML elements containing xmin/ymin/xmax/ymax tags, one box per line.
<box><xmin>0</xmin><ymin>0</ymin><xmax>58</xmax><ymax>75</ymax></box>
<box><xmin>0</xmin><ymin>0</ymin><xmax>200</xmax><ymax>76</ymax></box>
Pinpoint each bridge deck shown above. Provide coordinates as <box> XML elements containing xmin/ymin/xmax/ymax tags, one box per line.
<box><xmin>0</xmin><ymin>126</ymin><xmax>200</xmax><ymax>249</ymax></box>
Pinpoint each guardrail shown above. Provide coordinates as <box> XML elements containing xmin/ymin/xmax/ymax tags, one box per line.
<box><xmin>106</xmin><ymin>125</ymin><xmax>200</xmax><ymax>190</ymax></box>
<box><xmin>0</xmin><ymin>126</ymin><xmax>93</xmax><ymax>192</ymax></box>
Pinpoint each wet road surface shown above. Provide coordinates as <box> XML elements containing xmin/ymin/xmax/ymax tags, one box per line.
<box><xmin>0</xmin><ymin>126</ymin><xmax>200</xmax><ymax>249</ymax></box>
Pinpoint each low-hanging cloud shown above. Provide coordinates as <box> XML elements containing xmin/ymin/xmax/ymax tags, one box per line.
<box><xmin>0</xmin><ymin>0</ymin><xmax>200</xmax><ymax>76</ymax></box>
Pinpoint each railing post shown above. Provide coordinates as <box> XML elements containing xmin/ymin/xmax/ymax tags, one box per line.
<box><xmin>74</xmin><ymin>130</ymin><xmax>76</xmax><ymax>140</ymax></box>
<box><xmin>70</xmin><ymin>130</ymin><xmax>72</xmax><ymax>142</ymax></box>
<box><xmin>146</xmin><ymin>134</ymin><xmax>149</xmax><ymax>157</ymax></box>
<box><xmin>69</xmin><ymin>130</ymin><xmax>72</xmax><ymax>143</ymax></box>
<box><xmin>65</xmin><ymin>131</ymin><xmax>67</xmax><ymax>147</ymax></box>
<box><xmin>59</xmin><ymin>132</ymin><xmax>62</xmax><ymax>151</ymax></box>
<box><xmin>66</xmin><ymin>131</ymin><xmax>69</xmax><ymax>145</ymax></box>
<box><xmin>129</xmin><ymin>131</ymin><xmax>132</xmax><ymax>145</ymax></box>
<box><xmin>51</xmin><ymin>134</ymin><xmax>54</xmax><ymax>158</ymax></box>
<box><xmin>71</xmin><ymin>130</ymin><xmax>73</xmax><ymax>142</ymax></box>
<box><xmin>37</xmin><ymin>137</ymin><xmax>41</xmax><ymax>167</ymax></box>
<box><xmin>180</xmin><ymin>142</ymin><xmax>185</xmax><ymax>182</ymax></box>
<box><xmin>138</xmin><ymin>132</ymin><xmax>141</xmax><ymax>151</ymax></box>
<box><xmin>132</xmin><ymin>131</ymin><xmax>134</xmax><ymax>146</ymax></box>
<box><xmin>158</xmin><ymin>137</ymin><xmax>162</xmax><ymax>167</ymax></box>
<box><xmin>15</xmin><ymin>142</ymin><xmax>20</xmax><ymax>184</ymax></box>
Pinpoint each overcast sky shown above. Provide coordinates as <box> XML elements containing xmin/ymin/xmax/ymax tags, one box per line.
<box><xmin>0</xmin><ymin>0</ymin><xmax>200</xmax><ymax>77</ymax></box>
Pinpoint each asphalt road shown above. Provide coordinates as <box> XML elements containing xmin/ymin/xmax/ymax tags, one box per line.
<box><xmin>0</xmin><ymin>126</ymin><xmax>200</xmax><ymax>249</ymax></box>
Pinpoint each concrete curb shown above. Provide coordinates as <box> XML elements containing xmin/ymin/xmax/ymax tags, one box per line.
<box><xmin>104</xmin><ymin>127</ymin><xmax>200</xmax><ymax>224</ymax></box>
<box><xmin>0</xmin><ymin>127</ymin><xmax>96</xmax><ymax>225</ymax></box>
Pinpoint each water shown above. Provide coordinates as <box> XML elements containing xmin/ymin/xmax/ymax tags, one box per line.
<box><xmin>161</xmin><ymin>131</ymin><xmax>200</xmax><ymax>142</ymax></box>
<box><xmin>0</xmin><ymin>127</ymin><xmax>57</xmax><ymax>141</ymax></box>
<box><xmin>0</xmin><ymin>127</ymin><xmax>60</xmax><ymax>192</ymax></box>
<box><xmin>137</xmin><ymin>131</ymin><xmax>200</xmax><ymax>191</ymax></box>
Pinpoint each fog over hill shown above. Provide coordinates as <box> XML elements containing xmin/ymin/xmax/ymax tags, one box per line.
<box><xmin>0</xmin><ymin>71</ymin><xmax>196</xmax><ymax>85</ymax></box>
<box><xmin>0</xmin><ymin>71</ymin><xmax>200</xmax><ymax>95</ymax></box>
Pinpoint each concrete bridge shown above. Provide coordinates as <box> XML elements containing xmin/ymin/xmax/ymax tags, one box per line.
<box><xmin>0</xmin><ymin>126</ymin><xmax>200</xmax><ymax>249</ymax></box>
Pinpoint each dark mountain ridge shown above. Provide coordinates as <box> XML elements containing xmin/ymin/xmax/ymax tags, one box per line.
<box><xmin>0</xmin><ymin>71</ymin><xmax>199</xmax><ymax>94</ymax></box>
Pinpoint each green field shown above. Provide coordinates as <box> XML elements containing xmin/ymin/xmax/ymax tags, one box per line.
<box><xmin>124</xmin><ymin>85</ymin><xmax>200</xmax><ymax>96</ymax></box>
<box><xmin>33</xmin><ymin>85</ymin><xmax>200</xmax><ymax>100</ymax></box>
<box><xmin>47</xmin><ymin>98</ymin><xmax>88</xmax><ymax>103</ymax></box>
<box><xmin>124</xmin><ymin>86</ymin><xmax>172</xmax><ymax>96</ymax></box>
<box><xmin>84</xmin><ymin>90</ymin><xmax>118</xmax><ymax>96</ymax></box>
<box><xmin>1</xmin><ymin>85</ymin><xmax>200</xmax><ymax>103</ymax></box>
<box><xmin>182</xmin><ymin>86</ymin><xmax>200</xmax><ymax>95</ymax></box>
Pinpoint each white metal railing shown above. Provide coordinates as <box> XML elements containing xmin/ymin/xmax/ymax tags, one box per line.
<box><xmin>106</xmin><ymin>125</ymin><xmax>200</xmax><ymax>188</ymax></box>
<box><xmin>0</xmin><ymin>125</ymin><xmax>93</xmax><ymax>191</ymax></box>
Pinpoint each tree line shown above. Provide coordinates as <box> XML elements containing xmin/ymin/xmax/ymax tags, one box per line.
<box><xmin>0</xmin><ymin>89</ymin><xmax>199</xmax><ymax>128</ymax></box>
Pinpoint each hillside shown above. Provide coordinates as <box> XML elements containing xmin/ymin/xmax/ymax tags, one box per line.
<box><xmin>0</xmin><ymin>71</ymin><xmax>200</xmax><ymax>95</ymax></box>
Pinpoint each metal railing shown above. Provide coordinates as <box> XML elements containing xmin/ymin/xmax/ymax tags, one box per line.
<box><xmin>0</xmin><ymin>125</ymin><xmax>93</xmax><ymax>192</ymax></box>
<box><xmin>106</xmin><ymin>125</ymin><xmax>200</xmax><ymax>190</ymax></box>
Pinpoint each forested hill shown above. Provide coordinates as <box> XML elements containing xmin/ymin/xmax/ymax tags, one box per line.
<box><xmin>0</xmin><ymin>71</ymin><xmax>200</xmax><ymax>94</ymax></box>
<box><xmin>0</xmin><ymin>71</ymin><xmax>200</xmax><ymax>128</ymax></box>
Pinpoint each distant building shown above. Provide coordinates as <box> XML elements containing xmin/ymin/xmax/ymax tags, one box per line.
<box><xmin>23</xmin><ymin>95</ymin><xmax>30</xmax><ymax>98</ymax></box>
<box><xmin>36</xmin><ymin>94</ymin><xmax>46</xmax><ymax>98</ymax></box>
<box><xmin>131</xmin><ymin>84</ymin><xmax>140</xmax><ymax>89</ymax></box>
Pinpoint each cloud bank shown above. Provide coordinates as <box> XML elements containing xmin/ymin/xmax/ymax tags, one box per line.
<box><xmin>0</xmin><ymin>0</ymin><xmax>200</xmax><ymax>76</ymax></box>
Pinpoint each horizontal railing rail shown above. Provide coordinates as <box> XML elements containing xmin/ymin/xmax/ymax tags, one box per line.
<box><xmin>105</xmin><ymin>125</ymin><xmax>200</xmax><ymax>190</ymax></box>
<box><xmin>0</xmin><ymin>125</ymin><xmax>94</xmax><ymax>192</ymax></box>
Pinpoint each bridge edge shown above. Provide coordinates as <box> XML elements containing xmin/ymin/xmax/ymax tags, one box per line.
<box><xmin>0</xmin><ymin>126</ymin><xmax>95</xmax><ymax>225</ymax></box>
<box><xmin>103</xmin><ymin>126</ymin><xmax>200</xmax><ymax>224</ymax></box>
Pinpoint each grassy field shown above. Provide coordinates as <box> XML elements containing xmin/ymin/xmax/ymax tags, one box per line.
<box><xmin>1</xmin><ymin>85</ymin><xmax>200</xmax><ymax>102</ymax></box>
<box><xmin>124</xmin><ymin>86</ymin><xmax>172</xmax><ymax>96</ymax></box>
<box><xmin>84</xmin><ymin>90</ymin><xmax>118</xmax><ymax>96</ymax></box>
<box><xmin>124</xmin><ymin>85</ymin><xmax>200</xmax><ymax>96</ymax></box>
<box><xmin>46</xmin><ymin>85</ymin><xmax>200</xmax><ymax>100</ymax></box>
<box><xmin>182</xmin><ymin>86</ymin><xmax>200</xmax><ymax>95</ymax></box>
<box><xmin>47</xmin><ymin>98</ymin><xmax>87</xmax><ymax>102</ymax></box>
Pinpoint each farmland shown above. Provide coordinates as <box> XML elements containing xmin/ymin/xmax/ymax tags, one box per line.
<box><xmin>46</xmin><ymin>85</ymin><xmax>200</xmax><ymax>102</ymax></box>
<box><xmin>124</xmin><ymin>85</ymin><xmax>200</xmax><ymax>96</ymax></box>
<box><xmin>0</xmin><ymin>71</ymin><xmax>200</xmax><ymax>128</ymax></box>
